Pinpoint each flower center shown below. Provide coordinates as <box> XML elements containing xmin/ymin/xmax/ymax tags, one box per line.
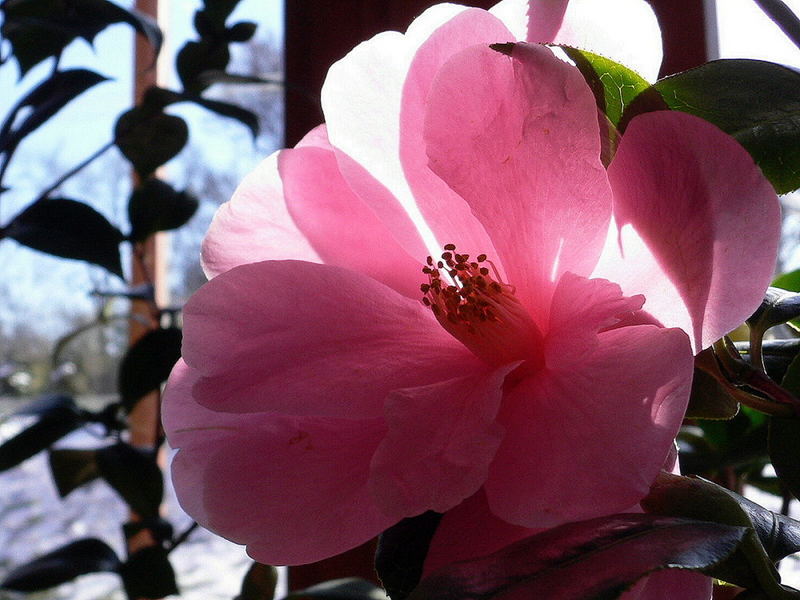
<box><xmin>421</xmin><ymin>244</ymin><xmax>542</xmax><ymax>367</ymax></box>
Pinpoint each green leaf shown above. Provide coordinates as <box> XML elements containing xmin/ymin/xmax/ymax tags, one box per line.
<box><xmin>48</xmin><ymin>448</ymin><xmax>100</xmax><ymax>498</ymax></box>
<box><xmin>749</xmin><ymin>288</ymin><xmax>800</xmax><ymax>332</ymax></box>
<box><xmin>769</xmin><ymin>417</ymin><xmax>800</xmax><ymax>501</ymax></box>
<box><xmin>128</xmin><ymin>178</ymin><xmax>198</xmax><ymax>242</ymax></box>
<box><xmin>118</xmin><ymin>327</ymin><xmax>182</xmax><ymax>412</ymax></box>
<box><xmin>558</xmin><ymin>46</ymin><xmax>653</xmax><ymax>129</ymax></box>
<box><xmin>407</xmin><ymin>513</ymin><xmax>744</xmax><ymax>600</ymax></box>
<box><xmin>0</xmin><ymin>69</ymin><xmax>108</xmax><ymax>164</ymax></box>
<box><xmin>624</xmin><ymin>59</ymin><xmax>800</xmax><ymax>194</ymax></box>
<box><xmin>119</xmin><ymin>546</ymin><xmax>178</xmax><ymax>599</ymax></box>
<box><xmin>1</xmin><ymin>0</ymin><xmax>162</xmax><ymax>76</ymax></box>
<box><xmin>235</xmin><ymin>562</ymin><xmax>278</xmax><ymax>600</ymax></box>
<box><xmin>375</xmin><ymin>512</ymin><xmax>442</xmax><ymax>600</ymax></box>
<box><xmin>0</xmin><ymin>538</ymin><xmax>121</xmax><ymax>591</ymax></box>
<box><xmin>687</xmin><ymin>348</ymin><xmax>741</xmax><ymax>420</ymax></box>
<box><xmin>0</xmin><ymin>395</ymin><xmax>84</xmax><ymax>471</ymax></box>
<box><xmin>96</xmin><ymin>442</ymin><xmax>163</xmax><ymax>518</ymax></box>
<box><xmin>114</xmin><ymin>108</ymin><xmax>188</xmax><ymax>178</ymax></box>
<box><xmin>1</xmin><ymin>198</ymin><xmax>124</xmax><ymax>277</ymax></box>
<box><xmin>642</xmin><ymin>473</ymin><xmax>800</xmax><ymax>593</ymax></box>
<box><xmin>774</xmin><ymin>270</ymin><xmax>800</xmax><ymax>293</ymax></box>
<box><xmin>286</xmin><ymin>578</ymin><xmax>388</xmax><ymax>600</ymax></box>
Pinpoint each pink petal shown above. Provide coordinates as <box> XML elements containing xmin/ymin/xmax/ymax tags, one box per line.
<box><xmin>424</xmin><ymin>43</ymin><xmax>612</xmax><ymax>326</ymax></box>
<box><xmin>545</xmin><ymin>272</ymin><xmax>645</xmax><ymax>368</ymax></box>
<box><xmin>622</xmin><ymin>570</ymin><xmax>712</xmax><ymax>600</ymax></box>
<box><xmin>423</xmin><ymin>490</ymin><xmax>537</xmax><ymax>576</ymax></box>
<box><xmin>279</xmin><ymin>145</ymin><xmax>422</xmax><ymax>298</ymax></box>
<box><xmin>200</xmin><ymin>151</ymin><xmax>321</xmax><ymax>279</ymax></box>
<box><xmin>321</xmin><ymin>4</ymin><xmax>473</xmax><ymax>260</ymax></box>
<box><xmin>182</xmin><ymin>260</ymin><xmax>484</xmax><ymax>418</ymax></box>
<box><xmin>400</xmin><ymin>8</ymin><xmax>514</xmax><ymax>266</ymax></box>
<box><xmin>594</xmin><ymin>111</ymin><xmax>780</xmax><ymax>352</ymax></box>
<box><xmin>369</xmin><ymin>363</ymin><xmax>517</xmax><ymax>519</ymax></box>
<box><xmin>484</xmin><ymin>324</ymin><xmax>693</xmax><ymax>528</ymax></box>
<box><xmin>163</xmin><ymin>361</ymin><xmax>394</xmax><ymax>565</ymax></box>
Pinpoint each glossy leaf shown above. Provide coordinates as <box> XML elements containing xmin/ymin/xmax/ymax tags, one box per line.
<box><xmin>558</xmin><ymin>46</ymin><xmax>653</xmax><ymax>128</ymax></box>
<box><xmin>0</xmin><ymin>538</ymin><xmax>121</xmax><ymax>591</ymax></box>
<box><xmin>114</xmin><ymin>107</ymin><xmax>188</xmax><ymax>178</ymax></box>
<box><xmin>1</xmin><ymin>0</ymin><xmax>162</xmax><ymax>75</ymax></box>
<box><xmin>0</xmin><ymin>395</ymin><xmax>84</xmax><ymax>471</ymax></box>
<box><xmin>235</xmin><ymin>562</ymin><xmax>278</xmax><ymax>600</ymax></box>
<box><xmin>375</xmin><ymin>512</ymin><xmax>442</xmax><ymax>600</ymax></box>
<box><xmin>624</xmin><ymin>59</ymin><xmax>800</xmax><ymax>193</ymax></box>
<box><xmin>754</xmin><ymin>0</ymin><xmax>800</xmax><ymax>50</ymax></box>
<box><xmin>407</xmin><ymin>514</ymin><xmax>743</xmax><ymax>600</ymax></box>
<box><xmin>118</xmin><ymin>327</ymin><xmax>182</xmax><ymax>412</ymax></box>
<box><xmin>48</xmin><ymin>448</ymin><xmax>100</xmax><ymax>497</ymax></box>
<box><xmin>96</xmin><ymin>442</ymin><xmax>163</xmax><ymax>517</ymax></box>
<box><xmin>774</xmin><ymin>270</ymin><xmax>800</xmax><ymax>293</ymax></box>
<box><xmin>128</xmin><ymin>178</ymin><xmax>198</xmax><ymax>242</ymax></box>
<box><xmin>0</xmin><ymin>69</ymin><xmax>108</xmax><ymax>163</ymax></box>
<box><xmin>686</xmin><ymin>348</ymin><xmax>741</xmax><ymax>420</ymax></box>
<box><xmin>119</xmin><ymin>546</ymin><xmax>178</xmax><ymax>599</ymax></box>
<box><xmin>769</xmin><ymin>417</ymin><xmax>800</xmax><ymax>501</ymax></box>
<box><xmin>748</xmin><ymin>287</ymin><xmax>800</xmax><ymax>333</ymax></box>
<box><xmin>286</xmin><ymin>578</ymin><xmax>388</xmax><ymax>600</ymax></box>
<box><xmin>642</xmin><ymin>473</ymin><xmax>800</xmax><ymax>592</ymax></box>
<box><xmin>1</xmin><ymin>198</ymin><xmax>124</xmax><ymax>277</ymax></box>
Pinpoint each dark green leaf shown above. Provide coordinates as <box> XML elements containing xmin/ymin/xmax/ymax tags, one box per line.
<box><xmin>0</xmin><ymin>538</ymin><xmax>121</xmax><ymax>591</ymax></box>
<box><xmin>624</xmin><ymin>59</ymin><xmax>800</xmax><ymax>193</ymax></box>
<box><xmin>0</xmin><ymin>395</ymin><xmax>84</xmax><ymax>471</ymax></box>
<box><xmin>96</xmin><ymin>442</ymin><xmax>163</xmax><ymax>517</ymax></box>
<box><xmin>286</xmin><ymin>578</ymin><xmax>388</xmax><ymax>600</ymax></box>
<box><xmin>119</xmin><ymin>546</ymin><xmax>178</xmax><ymax>599</ymax></box>
<box><xmin>227</xmin><ymin>21</ymin><xmax>257</xmax><ymax>42</ymax></box>
<box><xmin>176</xmin><ymin>39</ymin><xmax>230</xmax><ymax>94</ymax></box>
<box><xmin>128</xmin><ymin>178</ymin><xmax>198</xmax><ymax>242</ymax></box>
<box><xmin>642</xmin><ymin>473</ymin><xmax>800</xmax><ymax>592</ymax></box>
<box><xmin>118</xmin><ymin>327</ymin><xmax>182</xmax><ymax>412</ymax></box>
<box><xmin>235</xmin><ymin>562</ymin><xmax>278</xmax><ymax>600</ymax></box>
<box><xmin>48</xmin><ymin>448</ymin><xmax>100</xmax><ymax>497</ymax></box>
<box><xmin>749</xmin><ymin>288</ymin><xmax>800</xmax><ymax>332</ymax></box>
<box><xmin>0</xmin><ymin>69</ymin><xmax>108</xmax><ymax>161</ymax></box>
<box><xmin>1</xmin><ymin>0</ymin><xmax>161</xmax><ymax>75</ymax></box>
<box><xmin>687</xmin><ymin>348</ymin><xmax>741</xmax><ymax>420</ymax></box>
<box><xmin>375</xmin><ymin>512</ymin><xmax>441</xmax><ymax>600</ymax></box>
<box><xmin>1</xmin><ymin>197</ymin><xmax>124</xmax><ymax>277</ymax></box>
<box><xmin>754</xmin><ymin>0</ymin><xmax>800</xmax><ymax>51</ymax></box>
<box><xmin>114</xmin><ymin>107</ymin><xmax>188</xmax><ymax>178</ymax></box>
<box><xmin>407</xmin><ymin>514</ymin><xmax>744</xmax><ymax>600</ymax></box>
<box><xmin>775</xmin><ymin>270</ymin><xmax>800</xmax><ymax>293</ymax></box>
<box><xmin>770</xmin><ymin>417</ymin><xmax>800</xmax><ymax>501</ymax></box>
<box><xmin>558</xmin><ymin>46</ymin><xmax>653</xmax><ymax>129</ymax></box>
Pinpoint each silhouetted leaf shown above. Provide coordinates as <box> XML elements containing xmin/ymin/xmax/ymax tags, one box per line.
<box><xmin>286</xmin><ymin>578</ymin><xmax>388</xmax><ymax>600</ymax></box>
<box><xmin>1</xmin><ymin>0</ymin><xmax>161</xmax><ymax>75</ymax></box>
<box><xmin>118</xmin><ymin>327</ymin><xmax>182</xmax><ymax>412</ymax></box>
<box><xmin>624</xmin><ymin>59</ymin><xmax>800</xmax><ymax>193</ymax></box>
<box><xmin>176</xmin><ymin>39</ymin><xmax>230</xmax><ymax>93</ymax></box>
<box><xmin>687</xmin><ymin>348</ymin><xmax>741</xmax><ymax>420</ymax></box>
<box><xmin>769</xmin><ymin>417</ymin><xmax>800</xmax><ymax>501</ymax></box>
<box><xmin>235</xmin><ymin>562</ymin><xmax>278</xmax><ymax>600</ymax></box>
<box><xmin>1</xmin><ymin>198</ymin><xmax>124</xmax><ymax>277</ymax></box>
<box><xmin>120</xmin><ymin>546</ymin><xmax>178</xmax><ymax>599</ymax></box>
<box><xmin>128</xmin><ymin>178</ymin><xmax>198</xmax><ymax>242</ymax></box>
<box><xmin>48</xmin><ymin>448</ymin><xmax>100</xmax><ymax>497</ymax></box>
<box><xmin>642</xmin><ymin>473</ymin><xmax>800</xmax><ymax>592</ymax></box>
<box><xmin>376</xmin><ymin>512</ymin><xmax>442</xmax><ymax>600</ymax></box>
<box><xmin>0</xmin><ymin>395</ymin><xmax>84</xmax><ymax>471</ymax></box>
<box><xmin>227</xmin><ymin>21</ymin><xmax>257</xmax><ymax>42</ymax></box>
<box><xmin>114</xmin><ymin>107</ymin><xmax>188</xmax><ymax>178</ymax></box>
<box><xmin>95</xmin><ymin>442</ymin><xmax>163</xmax><ymax>517</ymax></box>
<box><xmin>0</xmin><ymin>538</ymin><xmax>121</xmax><ymax>591</ymax></box>
<box><xmin>407</xmin><ymin>514</ymin><xmax>744</xmax><ymax>600</ymax></box>
<box><xmin>0</xmin><ymin>69</ymin><xmax>108</xmax><ymax>160</ymax></box>
<box><xmin>189</xmin><ymin>96</ymin><xmax>259</xmax><ymax>138</ymax></box>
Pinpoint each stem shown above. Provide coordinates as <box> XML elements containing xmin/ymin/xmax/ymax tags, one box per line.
<box><xmin>749</xmin><ymin>323</ymin><xmax>767</xmax><ymax>374</ymax></box>
<box><xmin>168</xmin><ymin>522</ymin><xmax>199</xmax><ymax>554</ymax></box>
<box><xmin>35</xmin><ymin>140</ymin><xmax>115</xmax><ymax>201</ymax></box>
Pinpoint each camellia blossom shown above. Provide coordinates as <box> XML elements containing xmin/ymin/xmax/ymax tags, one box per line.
<box><xmin>163</xmin><ymin>1</ymin><xmax>780</xmax><ymax>598</ymax></box>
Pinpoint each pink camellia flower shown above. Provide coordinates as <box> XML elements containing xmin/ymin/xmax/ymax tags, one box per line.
<box><xmin>163</xmin><ymin>1</ymin><xmax>780</xmax><ymax>598</ymax></box>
